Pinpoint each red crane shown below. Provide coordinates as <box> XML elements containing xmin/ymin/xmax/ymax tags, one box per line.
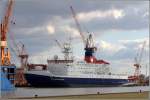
<box><xmin>128</xmin><ymin>41</ymin><xmax>146</xmax><ymax>82</ymax></box>
<box><xmin>0</xmin><ymin>0</ymin><xmax>14</xmax><ymax>66</ymax></box>
<box><xmin>9</xmin><ymin>41</ymin><xmax>29</xmax><ymax>86</ymax></box>
<box><xmin>134</xmin><ymin>41</ymin><xmax>146</xmax><ymax>77</ymax></box>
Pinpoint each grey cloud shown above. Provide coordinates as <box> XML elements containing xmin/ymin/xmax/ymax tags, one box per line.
<box><xmin>1</xmin><ymin>0</ymin><xmax>148</xmax><ymax>34</ymax></box>
<box><xmin>10</xmin><ymin>0</ymin><xmax>149</xmax><ymax>27</ymax></box>
<box><xmin>96</xmin><ymin>39</ymin><xmax>149</xmax><ymax>61</ymax></box>
<box><xmin>78</xmin><ymin>7</ymin><xmax>148</xmax><ymax>33</ymax></box>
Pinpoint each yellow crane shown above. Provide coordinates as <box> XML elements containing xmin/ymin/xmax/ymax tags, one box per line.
<box><xmin>0</xmin><ymin>0</ymin><xmax>14</xmax><ymax>66</ymax></box>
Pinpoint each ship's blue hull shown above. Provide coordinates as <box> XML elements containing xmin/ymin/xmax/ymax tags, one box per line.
<box><xmin>25</xmin><ymin>73</ymin><xmax>128</xmax><ymax>87</ymax></box>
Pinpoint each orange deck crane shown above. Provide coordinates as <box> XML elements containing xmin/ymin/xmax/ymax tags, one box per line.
<box><xmin>0</xmin><ymin>0</ymin><xmax>14</xmax><ymax>66</ymax></box>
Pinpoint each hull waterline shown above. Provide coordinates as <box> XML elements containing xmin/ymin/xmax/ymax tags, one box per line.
<box><xmin>25</xmin><ymin>73</ymin><xmax>128</xmax><ymax>87</ymax></box>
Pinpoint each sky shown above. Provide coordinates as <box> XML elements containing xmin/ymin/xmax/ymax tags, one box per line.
<box><xmin>0</xmin><ymin>0</ymin><xmax>149</xmax><ymax>76</ymax></box>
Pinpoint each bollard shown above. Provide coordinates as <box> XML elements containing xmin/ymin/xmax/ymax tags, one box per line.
<box><xmin>34</xmin><ymin>94</ymin><xmax>38</xmax><ymax>98</ymax></box>
<box><xmin>139</xmin><ymin>90</ymin><xmax>142</xmax><ymax>93</ymax></box>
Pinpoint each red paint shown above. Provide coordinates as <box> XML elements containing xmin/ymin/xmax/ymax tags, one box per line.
<box><xmin>84</xmin><ymin>56</ymin><xmax>110</xmax><ymax>64</ymax></box>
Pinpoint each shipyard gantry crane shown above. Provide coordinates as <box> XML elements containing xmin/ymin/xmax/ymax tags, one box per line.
<box><xmin>16</xmin><ymin>42</ymin><xmax>29</xmax><ymax>69</ymax></box>
<box><xmin>134</xmin><ymin>41</ymin><xmax>146</xmax><ymax>77</ymax></box>
<box><xmin>0</xmin><ymin>0</ymin><xmax>14</xmax><ymax>66</ymax></box>
<box><xmin>128</xmin><ymin>41</ymin><xmax>146</xmax><ymax>83</ymax></box>
<box><xmin>11</xmin><ymin>42</ymin><xmax>28</xmax><ymax>86</ymax></box>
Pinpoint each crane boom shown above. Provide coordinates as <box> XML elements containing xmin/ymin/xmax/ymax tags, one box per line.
<box><xmin>55</xmin><ymin>39</ymin><xmax>63</xmax><ymax>49</ymax></box>
<box><xmin>70</xmin><ymin>6</ymin><xmax>86</xmax><ymax>45</ymax></box>
<box><xmin>138</xmin><ymin>41</ymin><xmax>146</xmax><ymax>64</ymax></box>
<box><xmin>133</xmin><ymin>41</ymin><xmax>146</xmax><ymax>77</ymax></box>
<box><xmin>1</xmin><ymin>0</ymin><xmax>14</xmax><ymax>40</ymax></box>
<box><xmin>0</xmin><ymin>0</ymin><xmax>14</xmax><ymax>65</ymax></box>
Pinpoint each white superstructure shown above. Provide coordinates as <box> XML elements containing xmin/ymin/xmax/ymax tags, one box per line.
<box><xmin>47</xmin><ymin>60</ymin><xmax>128</xmax><ymax>79</ymax></box>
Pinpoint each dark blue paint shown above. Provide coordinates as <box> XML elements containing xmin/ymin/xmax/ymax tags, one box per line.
<box><xmin>85</xmin><ymin>48</ymin><xmax>95</xmax><ymax>57</ymax></box>
<box><xmin>25</xmin><ymin>73</ymin><xmax>128</xmax><ymax>87</ymax></box>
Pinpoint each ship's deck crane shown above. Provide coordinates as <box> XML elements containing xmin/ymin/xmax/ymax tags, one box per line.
<box><xmin>70</xmin><ymin>6</ymin><xmax>86</xmax><ymax>45</ymax></box>
<box><xmin>0</xmin><ymin>0</ymin><xmax>14</xmax><ymax>66</ymax></box>
<box><xmin>55</xmin><ymin>39</ymin><xmax>72</xmax><ymax>60</ymax></box>
<box><xmin>55</xmin><ymin>39</ymin><xmax>63</xmax><ymax>50</ymax></box>
<box><xmin>70</xmin><ymin>6</ymin><xmax>109</xmax><ymax>64</ymax></box>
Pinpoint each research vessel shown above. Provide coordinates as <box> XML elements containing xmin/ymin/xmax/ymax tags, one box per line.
<box><xmin>25</xmin><ymin>34</ymin><xmax>129</xmax><ymax>87</ymax></box>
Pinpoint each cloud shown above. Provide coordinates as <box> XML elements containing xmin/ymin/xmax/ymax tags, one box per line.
<box><xmin>101</xmin><ymin>40</ymin><xmax>124</xmax><ymax>51</ymax></box>
<box><xmin>77</xmin><ymin>9</ymin><xmax>125</xmax><ymax>22</ymax></box>
<box><xmin>119</xmin><ymin>37</ymin><xmax>148</xmax><ymax>43</ymax></box>
<box><xmin>143</xmin><ymin>11</ymin><xmax>149</xmax><ymax>18</ymax></box>
<box><xmin>75</xmin><ymin>4</ymin><xmax>148</xmax><ymax>32</ymax></box>
<box><xmin>4</xmin><ymin>0</ymin><xmax>148</xmax><ymax>42</ymax></box>
<box><xmin>0</xmin><ymin>2</ymin><xmax>3</xmax><ymax>20</ymax></box>
<box><xmin>119</xmin><ymin>37</ymin><xmax>149</xmax><ymax>50</ymax></box>
<box><xmin>109</xmin><ymin>59</ymin><xmax>135</xmax><ymax>75</ymax></box>
<box><xmin>27</xmin><ymin>27</ymin><xmax>45</xmax><ymax>35</ymax></box>
<box><xmin>45</xmin><ymin>16</ymin><xmax>80</xmax><ymax>38</ymax></box>
<box><xmin>95</xmin><ymin>40</ymin><xmax>126</xmax><ymax>57</ymax></box>
<box><xmin>7</xmin><ymin>0</ymin><xmax>148</xmax><ymax>39</ymax></box>
<box><xmin>28</xmin><ymin>45</ymin><xmax>64</xmax><ymax>64</ymax></box>
<box><xmin>60</xmin><ymin>25</ymin><xmax>80</xmax><ymax>37</ymax></box>
<box><xmin>96</xmin><ymin>38</ymin><xmax>149</xmax><ymax>61</ymax></box>
<box><xmin>119</xmin><ymin>39</ymin><xmax>148</xmax><ymax>60</ymax></box>
<box><xmin>46</xmin><ymin>24</ymin><xmax>55</xmax><ymax>34</ymax></box>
